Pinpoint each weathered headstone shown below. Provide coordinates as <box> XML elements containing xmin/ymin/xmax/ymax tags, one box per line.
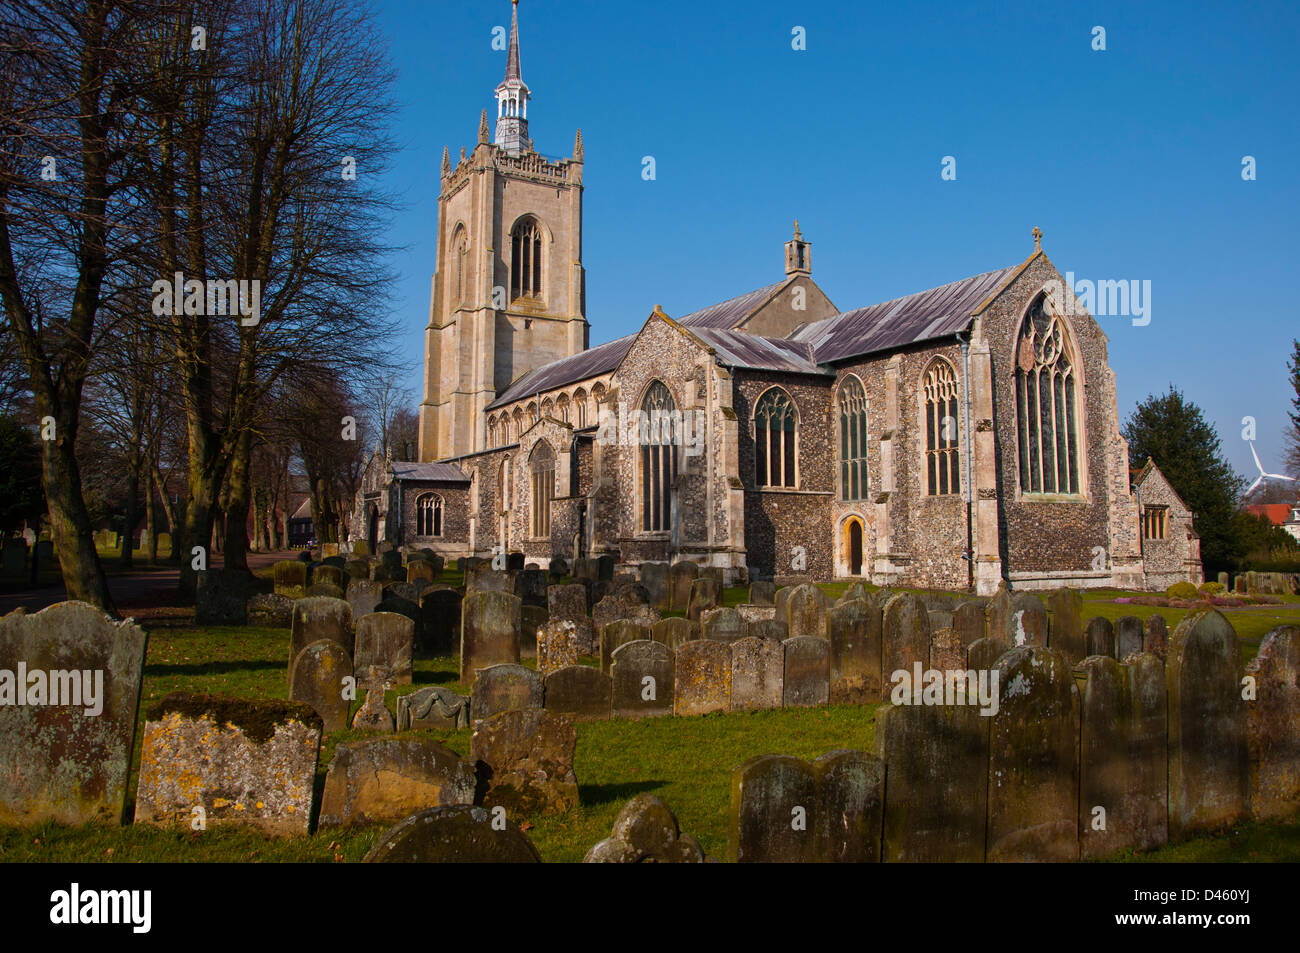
<box><xmin>273</xmin><ymin>559</ymin><xmax>308</xmax><ymax>598</ymax></box>
<box><xmin>319</xmin><ymin>737</ymin><xmax>474</xmax><ymax>827</ymax></box>
<box><xmin>134</xmin><ymin>694</ymin><xmax>320</xmax><ymax>835</ymax></box>
<box><xmin>600</xmin><ymin>619</ymin><xmax>650</xmax><ymax>674</ymax></box>
<box><xmin>247</xmin><ymin>592</ymin><xmax>294</xmax><ymax>627</ymax></box>
<box><xmin>354</xmin><ymin>612</ymin><xmax>414</xmax><ymax>687</ymax></box>
<box><xmin>728</xmin><ymin>755</ymin><xmax>819</xmax><ymax>862</ymax></box>
<box><xmin>469</xmin><ymin>663</ymin><xmax>542</xmax><ymax>723</ymax></box>
<box><xmin>460</xmin><ymin>590</ymin><xmax>522</xmax><ymax>681</ymax></box>
<box><xmin>985</xmin><ymin>587</ymin><xmax>1013</xmax><ymax>648</ymax></box>
<box><xmin>1085</xmin><ymin>616</ymin><xmax>1115</xmax><ymax>659</ymax></box>
<box><xmin>835</xmin><ymin>581</ymin><xmax>870</xmax><ymax>607</ymax></box>
<box><xmin>749</xmin><ymin>618</ymin><xmax>788</xmax><ymax>643</ymax></box>
<box><xmin>701</xmin><ymin>606</ymin><xmax>747</xmax><ymax>644</ymax></box>
<box><xmin>881</xmin><ymin>593</ymin><xmax>931</xmax><ymax>681</ymax></box>
<box><xmin>651</xmin><ymin>616</ymin><xmax>698</xmax><ymax>653</ymax></box>
<box><xmin>313</xmin><ymin>564</ymin><xmax>345</xmax><ymax>591</ymax></box>
<box><xmin>814</xmin><ymin>749</ymin><xmax>885</xmax><ymax>863</ymax></box>
<box><xmin>669</xmin><ymin>561</ymin><xmax>700</xmax><ymax>612</ymax></box>
<box><xmin>674</xmin><ymin>639</ymin><xmax>731</xmax><ymax>715</ymax></box>
<box><xmin>195</xmin><ymin>569</ymin><xmax>253</xmax><ymax>625</ymax></box>
<box><xmin>638</xmin><ymin>563</ymin><xmax>671</xmax><ymax>609</ymax></box>
<box><xmin>346</xmin><ymin>579</ymin><xmax>383</xmax><ymax>620</ymax></box>
<box><xmin>351</xmin><ymin>685</ymin><xmax>395</xmax><ymax>733</ymax></box>
<box><xmin>749</xmin><ymin>581</ymin><xmax>777</xmax><ymax>606</ymax></box>
<box><xmin>928</xmin><ymin>627</ymin><xmax>964</xmax><ymax>670</ymax></box>
<box><xmin>1115</xmin><ymin>615</ymin><xmax>1144</xmax><ymax>660</ymax></box>
<box><xmin>405</xmin><ymin>559</ymin><xmax>435</xmax><ymax>586</ymax></box>
<box><xmin>396</xmin><ymin>685</ymin><xmax>470</xmax><ymax>731</ymax></box>
<box><xmin>289</xmin><ymin>639</ymin><xmax>353</xmax><ymax>733</ymax></box>
<box><xmin>1007</xmin><ymin>592</ymin><xmax>1047</xmax><ymax>648</ymax></box>
<box><xmin>1245</xmin><ymin>626</ymin><xmax>1300</xmax><ymax>821</ymax></box>
<box><xmin>0</xmin><ymin>602</ymin><xmax>148</xmax><ymax>825</ymax></box>
<box><xmin>729</xmin><ymin>637</ymin><xmax>784</xmax><ymax>711</ymax></box>
<box><xmin>686</xmin><ymin>577</ymin><xmax>720</xmax><ymax>622</ymax></box>
<box><xmin>1167</xmin><ymin>609</ymin><xmax>1248</xmax><ymax>838</ymax></box>
<box><xmin>421</xmin><ymin>587</ymin><xmax>462</xmax><ymax>655</ymax></box>
<box><xmin>584</xmin><ymin>794</ymin><xmax>706</xmax><ymax>862</ymax></box>
<box><xmin>544</xmin><ymin>664</ymin><xmax>613</xmax><ymax>721</ymax></box>
<box><xmin>783</xmin><ymin>636</ymin><xmax>830</xmax><ymax>707</ymax></box>
<box><xmin>828</xmin><ymin>599</ymin><xmax>882</xmax><ymax>703</ymax></box>
<box><xmin>610</xmin><ymin>640</ymin><xmax>674</xmax><ymax>718</ymax></box>
<box><xmin>288</xmin><ymin>596</ymin><xmax>353</xmax><ymax>684</ymax></box>
<box><xmin>966</xmin><ymin>635</ymin><xmax>1008</xmax><ymax>671</ymax></box>
<box><xmin>536</xmin><ymin>619</ymin><xmax>581</xmax><ymax>678</ymax></box>
<box><xmin>1144</xmin><ymin>614</ymin><xmax>1169</xmax><ymax>660</ymax></box>
<box><xmin>783</xmin><ymin>583</ymin><xmax>830</xmax><ymax>640</ymax></box>
<box><xmin>306</xmin><ymin>582</ymin><xmax>344</xmax><ymax>599</ymax></box>
<box><xmin>520</xmin><ymin>604</ymin><xmax>547</xmax><ymax>656</ymax></box>
<box><xmin>362</xmin><ymin>805</ymin><xmax>541</xmax><ymax>862</ymax></box>
<box><xmin>1045</xmin><ymin>587</ymin><xmax>1085</xmax><ymax>663</ymax></box>
<box><xmin>471</xmin><ymin>708</ymin><xmax>578</xmax><ymax>815</ymax></box>
<box><xmin>952</xmin><ymin>601</ymin><xmax>986</xmax><ymax>649</ymax></box>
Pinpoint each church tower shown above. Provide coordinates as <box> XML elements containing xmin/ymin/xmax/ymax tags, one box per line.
<box><xmin>419</xmin><ymin>0</ymin><xmax>588</xmax><ymax>462</ymax></box>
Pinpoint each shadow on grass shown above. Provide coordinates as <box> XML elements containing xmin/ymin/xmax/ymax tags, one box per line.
<box><xmin>577</xmin><ymin>780</ymin><xmax>666</xmax><ymax>806</ymax></box>
<box><xmin>144</xmin><ymin>660</ymin><xmax>286</xmax><ymax>677</ymax></box>
<box><xmin>412</xmin><ymin>669</ymin><xmax>460</xmax><ymax>686</ymax></box>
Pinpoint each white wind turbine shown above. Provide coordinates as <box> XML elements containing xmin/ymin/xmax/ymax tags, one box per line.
<box><xmin>1245</xmin><ymin>440</ymin><xmax>1297</xmax><ymax>496</ymax></box>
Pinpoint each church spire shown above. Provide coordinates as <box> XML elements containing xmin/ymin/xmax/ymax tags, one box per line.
<box><xmin>494</xmin><ymin>1</ymin><xmax>531</xmax><ymax>155</ymax></box>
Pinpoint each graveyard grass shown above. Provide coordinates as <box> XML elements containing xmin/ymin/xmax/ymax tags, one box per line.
<box><xmin>3</xmin><ymin>578</ymin><xmax>1300</xmax><ymax>862</ymax></box>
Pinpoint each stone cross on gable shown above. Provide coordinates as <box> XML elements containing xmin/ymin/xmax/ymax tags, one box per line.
<box><xmin>1032</xmin><ymin>226</ymin><xmax>1042</xmax><ymax>251</ymax></box>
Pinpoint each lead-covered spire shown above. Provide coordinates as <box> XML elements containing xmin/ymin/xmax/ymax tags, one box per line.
<box><xmin>494</xmin><ymin>0</ymin><xmax>531</xmax><ymax>155</ymax></box>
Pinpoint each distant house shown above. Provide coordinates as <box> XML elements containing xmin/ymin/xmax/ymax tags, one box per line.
<box><xmin>1246</xmin><ymin>500</ymin><xmax>1300</xmax><ymax>543</ymax></box>
<box><xmin>287</xmin><ymin>497</ymin><xmax>314</xmax><ymax>547</ymax></box>
<box><xmin>1131</xmin><ymin>459</ymin><xmax>1203</xmax><ymax>589</ymax></box>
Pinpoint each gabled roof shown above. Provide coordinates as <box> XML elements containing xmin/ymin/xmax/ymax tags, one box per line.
<box><xmin>690</xmin><ymin>327</ymin><xmax>829</xmax><ymax>375</ymax></box>
<box><xmin>674</xmin><ymin>279</ymin><xmax>790</xmax><ymax>329</ymax></box>
<box><xmin>390</xmin><ymin>460</ymin><xmax>469</xmax><ymax>483</ymax></box>
<box><xmin>789</xmin><ymin>264</ymin><xmax>1023</xmax><ymax>364</ymax></box>
<box><xmin>487</xmin><ymin>333</ymin><xmax>635</xmax><ymax>410</ymax></box>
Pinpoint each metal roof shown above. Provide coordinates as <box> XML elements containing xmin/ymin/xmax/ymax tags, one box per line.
<box><xmin>690</xmin><ymin>328</ymin><xmax>829</xmax><ymax>375</ymax></box>
<box><xmin>390</xmin><ymin>460</ymin><xmax>470</xmax><ymax>483</ymax></box>
<box><xmin>487</xmin><ymin>333</ymin><xmax>635</xmax><ymax>409</ymax></box>
<box><xmin>674</xmin><ymin>280</ymin><xmax>789</xmax><ymax>329</ymax></box>
<box><xmin>790</xmin><ymin>265</ymin><xmax>1021</xmax><ymax>364</ymax></box>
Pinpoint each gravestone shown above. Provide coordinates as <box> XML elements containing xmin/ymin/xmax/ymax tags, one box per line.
<box><xmin>749</xmin><ymin>618</ymin><xmax>788</xmax><ymax>643</ymax></box>
<box><xmin>1244</xmin><ymin>626</ymin><xmax>1300</xmax><ymax>821</ymax></box>
<box><xmin>536</xmin><ymin>619</ymin><xmax>580</xmax><ymax>678</ymax></box>
<box><xmin>516</xmin><ymin>569</ymin><xmax>549</xmax><ymax>608</ymax></box>
<box><xmin>353</xmin><ymin>612</ymin><xmax>414</xmax><ymax>687</ymax></box>
<box><xmin>195</xmin><ymin>569</ymin><xmax>253</xmax><ymax>625</ymax></box>
<box><xmin>729</xmin><ymin>637</ymin><xmax>784</xmax><ymax>711</ymax></box>
<box><xmin>877</xmin><ymin>701</ymin><xmax>990</xmax><ymax>862</ymax></box>
<box><xmin>520</xmin><ymin>605</ymin><xmax>547</xmax><ymax>655</ymax></box>
<box><xmin>927</xmin><ymin>610</ymin><xmax>954</xmax><ymax>634</ymax></box>
<box><xmin>814</xmin><ymin>749</ymin><xmax>885</xmax><ymax>863</ymax></box>
<box><xmin>346</xmin><ymin>579</ymin><xmax>383</xmax><ymax>621</ymax></box>
<box><xmin>674</xmin><ymin>639</ymin><xmax>731</xmax><ymax>715</ymax></box>
<box><xmin>701</xmin><ymin>606</ymin><xmax>747</xmax><ymax>644</ymax></box>
<box><xmin>966</xmin><ymin>636</ymin><xmax>1009</xmax><ymax>671</ymax></box>
<box><xmin>543</xmin><ymin>665</ymin><xmax>613</xmax><ymax>721</ymax></box>
<box><xmin>986</xmin><ymin>645</ymin><xmax>1079</xmax><ymax>862</ymax></box>
<box><xmin>749</xmin><ymin>581</ymin><xmax>776</xmax><ymax>606</ymax></box>
<box><xmin>1045</xmin><ymin>587</ymin><xmax>1085</xmax><ymax>664</ymax></box>
<box><xmin>1128</xmin><ymin>653</ymin><xmax>1170</xmax><ymax>851</ymax></box>
<box><xmin>406</xmin><ymin>559</ymin><xmax>435</xmax><ymax>586</ymax></box>
<box><xmin>345</xmin><ymin>559</ymin><xmax>370</xmax><ymax>583</ymax></box>
<box><xmin>548</xmin><ymin>583</ymin><xmax>587</xmax><ymax>621</ymax></box>
<box><xmin>246</xmin><ymin>592</ymin><xmax>294</xmax><ymax>627</ymax></box>
<box><xmin>469</xmin><ymin>664</ymin><xmax>542</xmax><ymax>723</ymax></box>
<box><xmin>134</xmin><ymin>694</ymin><xmax>321</xmax><ymax>835</ymax></box>
<box><xmin>1008</xmin><ymin>592</ymin><xmax>1047</xmax><ymax>648</ymax></box>
<box><xmin>467</xmin><ymin>566</ymin><xmax>516</xmax><ymax>595</ymax></box>
<box><xmin>783</xmin><ymin>584</ymin><xmax>830</xmax><ymax>640</ymax></box>
<box><xmin>584</xmin><ymin>794</ymin><xmax>706</xmax><ymax>862</ymax></box>
<box><xmin>318</xmin><ymin>737</ymin><xmax>474</xmax><ymax>827</ymax></box>
<box><xmin>421</xmin><ymin>588</ymin><xmax>462</xmax><ymax>655</ymax></box>
<box><xmin>670</xmin><ymin>561</ymin><xmax>700</xmax><ymax>611</ymax></box>
<box><xmin>782</xmin><ymin>636</ymin><xmax>830</xmax><ymax>707</ymax></box>
<box><xmin>728</xmin><ymin>755</ymin><xmax>819</xmax><ymax>862</ymax></box>
<box><xmin>273</xmin><ymin>559</ymin><xmax>308</xmax><ymax>598</ymax></box>
<box><xmin>289</xmin><ymin>639</ymin><xmax>353</xmax><ymax>733</ymax></box>
<box><xmin>686</xmin><ymin>577</ymin><xmax>720</xmax><ymax>622</ymax></box>
<box><xmin>0</xmin><ymin>602</ymin><xmax>148</xmax><ymax>825</ymax></box>
<box><xmin>471</xmin><ymin>708</ymin><xmax>578</xmax><ymax>815</ymax></box>
<box><xmin>313</xmin><ymin>564</ymin><xmax>345</xmax><ymax>591</ymax></box>
<box><xmin>952</xmin><ymin>601</ymin><xmax>986</xmax><ymax>649</ymax></box>
<box><xmin>351</xmin><ymin>540</ymin><xmax>371</xmax><ymax>558</ymax></box>
<box><xmin>460</xmin><ymin>590</ymin><xmax>522</xmax><ymax>682</ymax></box>
<box><xmin>288</xmin><ymin>596</ymin><xmax>353</xmax><ymax>683</ymax></box>
<box><xmin>835</xmin><ymin>582</ymin><xmax>870</xmax><ymax>606</ymax></box>
<box><xmin>638</xmin><ymin>562</ymin><xmax>671</xmax><ymax>609</ymax></box>
<box><xmin>881</xmin><ymin>593</ymin><xmax>931</xmax><ymax>681</ymax></box>
<box><xmin>362</xmin><ymin>805</ymin><xmax>541</xmax><ymax>863</ymax></box>
<box><xmin>396</xmin><ymin>686</ymin><xmax>470</xmax><ymax>731</ymax></box>
<box><xmin>1167</xmin><ymin>609</ymin><xmax>1248</xmax><ymax>839</ymax></box>
<box><xmin>1144</xmin><ymin>615</ymin><xmax>1169</xmax><ymax>660</ymax></box>
<box><xmin>611</xmin><ymin>640</ymin><xmax>674</xmax><ymax>718</ymax></box>
<box><xmin>929</xmin><ymin>627</ymin><xmax>964</xmax><ymax>670</ymax></box>
<box><xmin>1115</xmin><ymin>615</ymin><xmax>1144</xmax><ymax>660</ymax></box>
<box><xmin>351</xmin><ymin>686</ymin><xmax>394</xmax><ymax>733</ymax></box>
<box><xmin>600</xmin><ymin>620</ymin><xmax>650</xmax><ymax>674</ymax></box>
<box><xmin>985</xmin><ymin>587</ymin><xmax>1013</xmax><ymax>648</ymax></box>
<box><xmin>1085</xmin><ymin>616</ymin><xmax>1115</xmax><ymax>658</ymax></box>
<box><xmin>828</xmin><ymin>599</ymin><xmax>882</xmax><ymax>703</ymax></box>
<box><xmin>307</xmin><ymin>582</ymin><xmax>344</xmax><ymax>600</ymax></box>
<box><xmin>651</xmin><ymin>617</ymin><xmax>698</xmax><ymax>653</ymax></box>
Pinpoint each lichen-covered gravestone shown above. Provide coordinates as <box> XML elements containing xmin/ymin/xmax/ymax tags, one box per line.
<box><xmin>0</xmin><ymin>602</ymin><xmax>148</xmax><ymax>824</ymax></box>
<box><xmin>828</xmin><ymin>599</ymin><xmax>881</xmax><ymax>704</ymax></box>
<box><xmin>536</xmin><ymin>619</ymin><xmax>581</xmax><ymax>678</ymax></box>
<box><xmin>674</xmin><ymin>639</ymin><xmax>731</xmax><ymax>715</ymax></box>
<box><xmin>543</xmin><ymin>665</ymin><xmax>612</xmax><ymax>721</ymax></box>
<box><xmin>469</xmin><ymin>664</ymin><xmax>542</xmax><ymax>723</ymax></box>
<box><xmin>461</xmin><ymin>590</ymin><xmax>522</xmax><ymax>682</ymax></box>
<box><xmin>1115</xmin><ymin>615</ymin><xmax>1144</xmax><ymax>660</ymax></box>
<box><xmin>363</xmin><ymin>805</ymin><xmax>542</xmax><ymax>863</ymax></box>
<box><xmin>728</xmin><ymin>755</ymin><xmax>819</xmax><ymax>862</ymax></box>
<box><xmin>986</xmin><ymin>645</ymin><xmax>1079</xmax><ymax>862</ymax></box>
<box><xmin>354</xmin><ymin>611</ymin><xmax>414</xmax><ymax>687</ymax></box>
<box><xmin>782</xmin><ymin>636</ymin><xmax>830</xmax><ymax>707</ymax></box>
<box><xmin>685</xmin><ymin>577</ymin><xmax>719</xmax><ymax>623</ymax></box>
<box><xmin>813</xmin><ymin>749</ymin><xmax>885</xmax><ymax>863</ymax></box>
<box><xmin>782</xmin><ymin>584</ymin><xmax>829</xmax><ymax>640</ymax></box>
<box><xmin>651</xmin><ymin>617</ymin><xmax>697</xmax><ymax>653</ymax></box>
<box><xmin>1143</xmin><ymin>614</ymin><xmax>1169</xmax><ymax>661</ymax></box>
<box><xmin>319</xmin><ymin>737</ymin><xmax>475</xmax><ymax>827</ymax></box>
<box><xmin>1007</xmin><ymin>592</ymin><xmax>1048</xmax><ymax>648</ymax></box>
<box><xmin>1167</xmin><ymin>609</ymin><xmax>1248</xmax><ymax>838</ymax></box>
<box><xmin>729</xmin><ymin>637</ymin><xmax>784</xmax><ymax>711</ymax></box>
<box><xmin>288</xmin><ymin>596</ymin><xmax>354</xmax><ymax>683</ymax></box>
<box><xmin>584</xmin><ymin>794</ymin><xmax>706</xmax><ymax>862</ymax></box>
<box><xmin>471</xmin><ymin>708</ymin><xmax>578</xmax><ymax>815</ymax></box>
<box><xmin>610</xmin><ymin>640</ymin><xmax>674</xmax><ymax>718</ymax></box>
<box><xmin>289</xmin><ymin>640</ymin><xmax>353</xmax><ymax>733</ymax></box>
<box><xmin>1245</xmin><ymin>626</ymin><xmax>1300</xmax><ymax>821</ymax></box>
<box><xmin>599</xmin><ymin>619</ymin><xmax>650</xmax><ymax>674</ymax></box>
<box><xmin>351</xmin><ymin>686</ymin><xmax>395</xmax><ymax>733</ymax></box>
<box><xmin>134</xmin><ymin>693</ymin><xmax>321</xmax><ymax>835</ymax></box>
<box><xmin>247</xmin><ymin>592</ymin><xmax>294</xmax><ymax>627</ymax></box>
<box><xmin>346</xmin><ymin>579</ymin><xmax>383</xmax><ymax>620</ymax></box>
<box><xmin>273</xmin><ymin>559</ymin><xmax>308</xmax><ymax>598</ymax></box>
<box><xmin>701</xmin><ymin>606</ymin><xmax>747</xmax><ymax>645</ymax></box>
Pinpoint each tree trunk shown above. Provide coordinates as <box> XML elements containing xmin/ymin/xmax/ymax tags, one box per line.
<box><xmin>223</xmin><ymin>429</ymin><xmax>252</xmax><ymax>570</ymax></box>
<box><xmin>42</xmin><ymin>429</ymin><xmax>115</xmax><ymax>612</ymax></box>
<box><xmin>119</xmin><ymin>464</ymin><xmax>140</xmax><ymax>569</ymax></box>
<box><xmin>145</xmin><ymin>469</ymin><xmax>159</xmax><ymax>565</ymax></box>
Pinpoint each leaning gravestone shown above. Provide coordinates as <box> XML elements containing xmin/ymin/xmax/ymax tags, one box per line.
<box><xmin>986</xmin><ymin>645</ymin><xmax>1079</xmax><ymax>862</ymax></box>
<box><xmin>195</xmin><ymin>569</ymin><xmax>253</xmax><ymax>625</ymax></box>
<box><xmin>783</xmin><ymin>636</ymin><xmax>830</xmax><ymax>707</ymax></box>
<box><xmin>729</xmin><ymin>637</ymin><xmax>784</xmax><ymax>711</ymax></box>
<box><xmin>346</xmin><ymin>579</ymin><xmax>383</xmax><ymax>620</ymax></box>
<box><xmin>876</xmin><ymin>700</ymin><xmax>990</xmax><ymax>862</ymax></box>
<box><xmin>354</xmin><ymin>612</ymin><xmax>414</xmax><ymax>687</ymax></box>
<box><xmin>651</xmin><ymin>617</ymin><xmax>698</xmax><ymax>653</ymax></box>
<box><xmin>600</xmin><ymin>620</ymin><xmax>650</xmax><ymax>674</ymax></box>
<box><xmin>460</xmin><ymin>590</ymin><xmax>522</xmax><ymax>682</ymax></box>
<box><xmin>1085</xmin><ymin>616</ymin><xmax>1115</xmax><ymax>658</ymax></box>
<box><xmin>611</xmin><ymin>640</ymin><xmax>674</xmax><ymax>718</ymax></box>
<box><xmin>669</xmin><ymin>561</ymin><xmax>700</xmax><ymax>612</ymax></box>
<box><xmin>584</xmin><ymin>794</ymin><xmax>706</xmax><ymax>862</ymax></box>
<box><xmin>362</xmin><ymin>805</ymin><xmax>542</xmax><ymax>862</ymax></box>
<box><xmin>318</xmin><ymin>737</ymin><xmax>475</xmax><ymax>827</ymax></box>
<box><xmin>1115</xmin><ymin>615</ymin><xmax>1144</xmax><ymax>660</ymax></box>
<box><xmin>0</xmin><ymin>602</ymin><xmax>148</xmax><ymax>824</ymax></box>
<box><xmin>881</xmin><ymin>593</ymin><xmax>931</xmax><ymax>681</ymax></box>
<box><xmin>1167</xmin><ymin>609</ymin><xmax>1248</xmax><ymax>838</ymax></box>
<box><xmin>1045</xmin><ymin>587</ymin><xmax>1085</xmax><ymax>664</ymax></box>
<box><xmin>471</xmin><ymin>708</ymin><xmax>578</xmax><ymax>815</ymax></box>
<box><xmin>134</xmin><ymin>693</ymin><xmax>321</xmax><ymax>835</ymax></box>
<box><xmin>1007</xmin><ymin>592</ymin><xmax>1047</xmax><ymax>648</ymax></box>
<box><xmin>674</xmin><ymin>639</ymin><xmax>731</xmax><ymax>715</ymax></box>
<box><xmin>288</xmin><ymin>596</ymin><xmax>354</xmax><ymax>683</ymax></box>
<box><xmin>543</xmin><ymin>665</ymin><xmax>613</xmax><ymax>721</ymax></box>
<box><xmin>396</xmin><ymin>686</ymin><xmax>470</xmax><ymax>731</ymax></box>
<box><xmin>1245</xmin><ymin>626</ymin><xmax>1300</xmax><ymax>821</ymax></box>
<box><xmin>469</xmin><ymin>664</ymin><xmax>542</xmax><ymax>723</ymax></box>
<box><xmin>686</xmin><ymin>577</ymin><xmax>720</xmax><ymax>622</ymax></box>
<box><xmin>536</xmin><ymin>619</ymin><xmax>581</xmax><ymax>678</ymax></box>
<box><xmin>828</xmin><ymin>599</ymin><xmax>882</xmax><ymax>704</ymax></box>
<box><xmin>273</xmin><ymin>559</ymin><xmax>308</xmax><ymax>598</ymax></box>
<box><xmin>289</xmin><ymin>640</ymin><xmax>353</xmax><ymax>733</ymax></box>
<box><xmin>728</xmin><ymin>755</ymin><xmax>819</xmax><ymax>863</ymax></box>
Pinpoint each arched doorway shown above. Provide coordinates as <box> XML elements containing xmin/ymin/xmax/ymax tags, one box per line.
<box><xmin>843</xmin><ymin>517</ymin><xmax>864</xmax><ymax>576</ymax></box>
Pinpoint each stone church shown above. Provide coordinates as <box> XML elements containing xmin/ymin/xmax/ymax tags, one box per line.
<box><xmin>351</xmin><ymin>1</ymin><xmax>1201</xmax><ymax>594</ymax></box>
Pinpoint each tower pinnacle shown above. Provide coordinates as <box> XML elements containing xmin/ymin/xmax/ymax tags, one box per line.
<box><xmin>494</xmin><ymin>1</ymin><xmax>531</xmax><ymax>155</ymax></box>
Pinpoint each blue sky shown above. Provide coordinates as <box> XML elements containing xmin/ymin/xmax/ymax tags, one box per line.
<box><xmin>371</xmin><ymin>0</ymin><xmax>1299</xmax><ymax>478</ymax></box>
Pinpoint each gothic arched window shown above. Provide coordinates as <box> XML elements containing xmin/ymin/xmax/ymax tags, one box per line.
<box><xmin>530</xmin><ymin>441</ymin><xmax>555</xmax><ymax>538</ymax></box>
<box><xmin>557</xmin><ymin>393</ymin><xmax>570</xmax><ymax>423</ymax></box>
<box><xmin>1016</xmin><ymin>294</ymin><xmax>1081</xmax><ymax>495</ymax></box>
<box><xmin>754</xmin><ymin>387</ymin><xmax>798</xmax><ymax>488</ymax></box>
<box><xmin>453</xmin><ymin>227</ymin><xmax>469</xmax><ymax>305</ymax></box>
<box><xmin>487</xmin><ymin>416</ymin><xmax>498</xmax><ymax>448</ymax></box>
<box><xmin>574</xmin><ymin>388</ymin><xmax>588</xmax><ymax>428</ymax></box>
<box><xmin>837</xmin><ymin>376</ymin><xmax>869</xmax><ymax>501</ymax></box>
<box><xmin>511</xmin><ymin>218</ymin><xmax>542</xmax><ymax>301</ymax></box>
<box><xmin>416</xmin><ymin>494</ymin><xmax>443</xmax><ymax>536</ymax></box>
<box><xmin>923</xmin><ymin>359</ymin><xmax>961</xmax><ymax>496</ymax></box>
<box><xmin>498</xmin><ymin>458</ymin><xmax>511</xmax><ymax>511</ymax></box>
<box><xmin>640</xmin><ymin>381</ymin><xmax>677</xmax><ymax>531</ymax></box>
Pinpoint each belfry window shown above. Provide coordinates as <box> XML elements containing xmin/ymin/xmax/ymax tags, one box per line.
<box><xmin>511</xmin><ymin>218</ymin><xmax>542</xmax><ymax>300</ymax></box>
<box><xmin>1016</xmin><ymin>294</ymin><xmax>1081</xmax><ymax>495</ymax></box>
